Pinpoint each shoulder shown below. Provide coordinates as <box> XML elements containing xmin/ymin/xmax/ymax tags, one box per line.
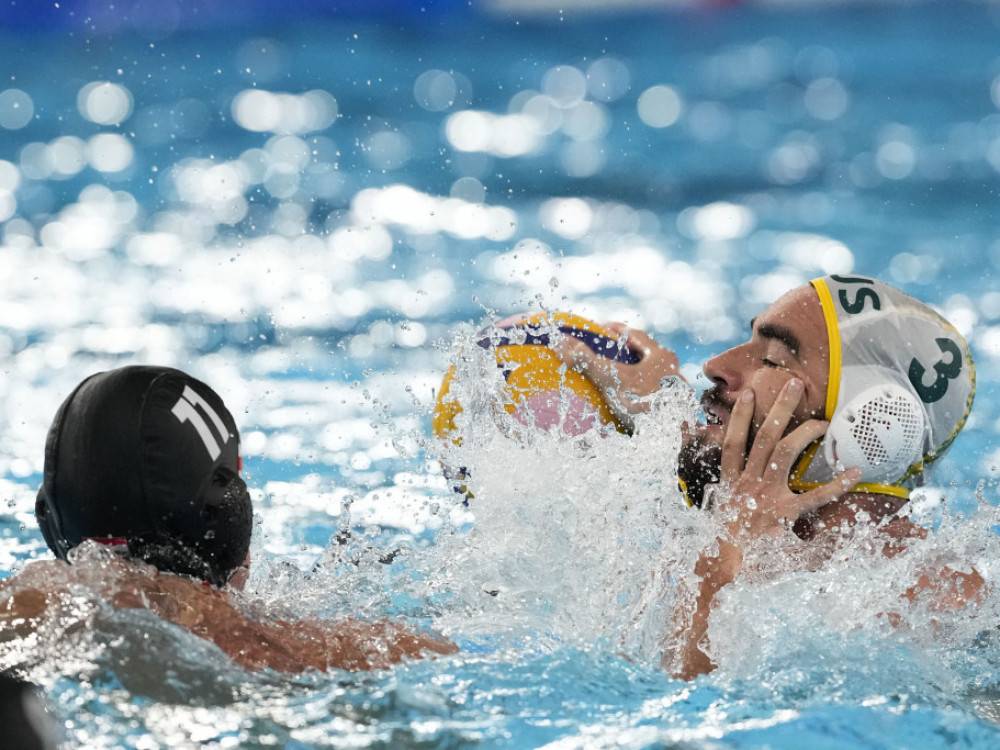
<box><xmin>872</xmin><ymin>510</ymin><xmax>986</xmax><ymax>612</ymax></box>
<box><xmin>904</xmin><ymin>562</ymin><xmax>985</xmax><ymax>612</ymax></box>
<box><xmin>0</xmin><ymin>560</ymin><xmax>77</xmax><ymax>639</ymax></box>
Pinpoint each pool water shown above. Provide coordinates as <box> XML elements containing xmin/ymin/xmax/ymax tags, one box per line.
<box><xmin>3</xmin><ymin>1</ymin><xmax>1000</xmax><ymax>747</ymax></box>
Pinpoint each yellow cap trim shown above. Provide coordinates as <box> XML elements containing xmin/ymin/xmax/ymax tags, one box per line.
<box><xmin>787</xmin><ymin>476</ymin><xmax>911</xmax><ymax>500</ymax></box>
<box><xmin>788</xmin><ymin>440</ymin><xmax>820</xmax><ymax>490</ymax></box>
<box><xmin>787</xmin><ymin>279</ymin><xmax>843</xmax><ymax>494</ymax></box>
<box><xmin>855</xmin><ymin>482</ymin><xmax>910</xmax><ymax>499</ymax></box>
<box><xmin>809</xmin><ymin>277</ymin><xmax>842</xmax><ymax>421</ymax></box>
<box><xmin>793</xmin><ymin>279</ymin><xmax>910</xmax><ymax>501</ymax></box>
<box><xmin>678</xmin><ymin>476</ymin><xmax>694</xmax><ymax>508</ymax></box>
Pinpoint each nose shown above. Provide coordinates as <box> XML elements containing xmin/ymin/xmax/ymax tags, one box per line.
<box><xmin>703</xmin><ymin>343</ymin><xmax>747</xmax><ymax>394</ymax></box>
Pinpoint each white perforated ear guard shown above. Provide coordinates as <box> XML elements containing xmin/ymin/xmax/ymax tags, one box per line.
<box><xmin>822</xmin><ymin>379</ymin><xmax>925</xmax><ymax>484</ymax></box>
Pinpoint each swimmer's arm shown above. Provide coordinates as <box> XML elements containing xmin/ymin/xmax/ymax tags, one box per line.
<box><xmin>666</xmin><ymin>538</ymin><xmax>741</xmax><ymax>680</ymax></box>
<box><xmin>667</xmin><ymin>382</ymin><xmax>861</xmax><ymax>680</ymax></box>
<box><xmin>0</xmin><ymin>563</ymin><xmax>455</xmax><ymax>672</ymax></box>
<box><xmin>282</xmin><ymin>617</ymin><xmax>459</xmax><ymax>673</ymax></box>
<box><xmin>872</xmin><ymin>519</ymin><xmax>986</xmax><ymax>619</ymax></box>
<box><xmin>553</xmin><ymin>323</ymin><xmax>682</xmax><ymax>423</ymax></box>
<box><xmin>875</xmin><ymin>564</ymin><xmax>986</xmax><ymax>629</ymax></box>
<box><xmin>198</xmin><ymin>608</ymin><xmax>458</xmax><ymax>674</ymax></box>
<box><xmin>134</xmin><ymin>575</ymin><xmax>456</xmax><ymax>673</ymax></box>
<box><xmin>901</xmin><ymin>564</ymin><xmax>986</xmax><ymax>613</ymax></box>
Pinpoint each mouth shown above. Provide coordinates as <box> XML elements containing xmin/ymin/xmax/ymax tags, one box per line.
<box><xmin>703</xmin><ymin>403</ymin><xmax>726</xmax><ymax>425</ymax></box>
<box><xmin>698</xmin><ymin>390</ymin><xmax>732</xmax><ymax>434</ymax></box>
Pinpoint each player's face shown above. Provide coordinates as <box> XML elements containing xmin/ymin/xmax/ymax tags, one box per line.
<box><xmin>678</xmin><ymin>284</ymin><xmax>830</xmax><ymax>503</ymax></box>
<box><xmin>700</xmin><ymin>283</ymin><xmax>829</xmax><ymax>444</ymax></box>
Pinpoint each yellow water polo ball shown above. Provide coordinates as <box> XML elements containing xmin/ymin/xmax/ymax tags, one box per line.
<box><xmin>432</xmin><ymin>311</ymin><xmax>639</xmax><ymax>442</ymax></box>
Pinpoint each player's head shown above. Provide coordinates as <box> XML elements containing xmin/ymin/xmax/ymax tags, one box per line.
<box><xmin>682</xmin><ymin>275</ymin><xmax>974</xmax><ymax>505</ymax></box>
<box><xmin>35</xmin><ymin>366</ymin><xmax>253</xmax><ymax>587</ymax></box>
<box><xmin>790</xmin><ymin>275</ymin><xmax>975</xmax><ymax>496</ymax></box>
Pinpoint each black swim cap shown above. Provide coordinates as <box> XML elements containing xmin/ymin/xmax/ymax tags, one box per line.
<box><xmin>35</xmin><ymin>366</ymin><xmax>253</xmax><ymax>587</ymax></box>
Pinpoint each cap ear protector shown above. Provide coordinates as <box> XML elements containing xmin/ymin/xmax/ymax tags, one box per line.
<box><xmin>35</xmin><ymin>366</ymin><xmax>252</xmax><ymax>586</ymax></box>
<box><xmin>822</xmin><ymin>375</ymin><xmax>925</xmax><ymax>484</ymax></box>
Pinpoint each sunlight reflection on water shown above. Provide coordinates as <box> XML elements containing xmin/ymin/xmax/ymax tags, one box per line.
<box><xmin>3</xmin><ymin>1</ymin><xmax>1000</xmax><ymax>747</ymax></box>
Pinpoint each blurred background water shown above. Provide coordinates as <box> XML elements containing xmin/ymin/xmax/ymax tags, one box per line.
<box><xmin>3</xmin><ymin>0</ymin><xmax>1000</xmax><ymax>747</ymax></box>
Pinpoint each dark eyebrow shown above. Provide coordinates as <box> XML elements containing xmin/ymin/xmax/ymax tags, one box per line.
<box><xmin>754</xmin><ymin>320</ymin><xmax>801</xmax><ymax>358</ymax></box>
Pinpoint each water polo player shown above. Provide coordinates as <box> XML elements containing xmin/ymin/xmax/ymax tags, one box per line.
<box><xmin>35</xmin><ymin>365</ymin><xmax>253</xmax><ymax>588</ymax></box>
<box><xmin>558</xmin><ymin>274</ymin><xmax>974</xmax><ymax>514</ymax></box>
<box><xmin>2</xmin><ymin>365</ymin><xmax>454</xmax><ymax>674</ymax></box>
<box><xmin>555</xmin><ymin>274</ymin><xmax>980</xmax><ymax>678</ymax></box>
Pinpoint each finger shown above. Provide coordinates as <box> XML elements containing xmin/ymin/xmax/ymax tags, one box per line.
<box><xmin>720</xmin><ymin>388</ymin><xmax>754</xmax><ymax>483</ymax></box>
<box><xmin>605</xmin><ymin>325</ymin><xmax>684</xmax><ymax>389</ymax></box>
<box><xmin>602</xmin><ymin>322</ymin><xmax>654</xmax><ymax>359</ymax></box>
<box><xmin>601</xmin><ymin>321</ymin><xmax>632</xmax><ymax>340</ymax></box>
<box><xmin>551</xmin><ymin>336</ymin><xmax>619</xmax><ymax>392</ymax></box>
<box><xmin>744</xmin><ymin>378</ymin><xmax>804</xmax><ymax>477</ymax></box>
<box><xmin>784</xmin><ymin>466</ymin><xmax>863</xmax><ymax>520</ymax></box>
<box><xmin>627</xmin><ymin>332</ymin><xmax>682</xmax><ymax>382</ymax></box>
<box><xmin>764</xmin><ymin>419</ymin><xmax>829</xmax><ymax>480</ymax></box>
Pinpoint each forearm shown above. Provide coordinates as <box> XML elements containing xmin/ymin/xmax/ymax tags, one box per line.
<box><xmin>206</xmin><ymin>617</ymin><xmax>456</xmax><ymax>673</ymax></box>
<box><xmin>667</xmin><ymin>538</ymin><xmax>742</xmax><ymax>680</ymax></box>
<box><xmin>135</xmin><ymin>577</ymin><xmax>455</xmax><ymax>673</ymax></box>
<box><xmin>291</xmin><ymin>618</ymin><xmax>457</xmax><ymax>672</ymax></box>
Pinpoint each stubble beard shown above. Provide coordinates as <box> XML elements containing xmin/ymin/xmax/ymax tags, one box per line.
<box><xmin>677</xmin><ymin>384</ymin><xmax>760</xmax><ymax>508</ymax></box>
<box><xmin>676</xmin><ymin>433</ymin><xmax>722</xmax><ymax>509</ymax></box>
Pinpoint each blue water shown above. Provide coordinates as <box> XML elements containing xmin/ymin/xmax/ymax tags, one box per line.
<box><xmin>3</xmin><ymin>1</ymin><xmax>1000</xmax><ymax>747</ymax></box>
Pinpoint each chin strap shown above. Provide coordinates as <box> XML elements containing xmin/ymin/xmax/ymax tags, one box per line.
<box><xmin>787</xmin><ymin>441</ymin><xmax>911</xmax><ymax>499</ymax></box>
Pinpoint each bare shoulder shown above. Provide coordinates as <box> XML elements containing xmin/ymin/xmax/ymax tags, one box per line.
<box><xmin>877</xmin><ymin>515</ymin><xmax>986</xmax><ymax>612</ymax></box>
<box><xmin>0</xmin><ymin>559</ymin><xmax>79</xmax><ymax>641</ymax></box>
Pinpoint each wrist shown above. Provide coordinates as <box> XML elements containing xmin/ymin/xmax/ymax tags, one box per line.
<box><xmin>695</xmin><ymin>537</ymin><xmax>742</xmax><ymax>592</ymax></box>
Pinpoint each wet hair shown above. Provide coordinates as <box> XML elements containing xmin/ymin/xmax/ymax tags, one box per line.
<box><xmin>35</xmin><ymin>366</ymin><xmax>253</xmax><ymax>587</ymax></box>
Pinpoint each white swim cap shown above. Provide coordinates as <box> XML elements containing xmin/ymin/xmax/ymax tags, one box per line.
<box><xmin>790</xmin><ymin>274</ymin><xmax>976</xmax><ymax>498</ymax></box>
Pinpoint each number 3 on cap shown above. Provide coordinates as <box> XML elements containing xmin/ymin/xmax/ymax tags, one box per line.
<box><xmin>908</xmin><ymin>337</ymin><xmax>963</xmax><ymax>404</ymax></box>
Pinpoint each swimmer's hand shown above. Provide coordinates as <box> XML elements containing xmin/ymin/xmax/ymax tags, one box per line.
<box><xmin>667</xmin><ymin>379</ymin><xmax>861</xmax><ymax>681</ymax></box>
<box><xmin>552</xmin><ymin>322</ymin><xmax>683</xmax><ymax>426</ymax></box>
<box><xmin>300</xmin><ymin>618</ymin><xmax>458</xmax><ymax>673</ymax></box>
<box><xmin>713</xmin><ymin>379</ymin><xmax>862</xmax><ymax>541</ymax></box>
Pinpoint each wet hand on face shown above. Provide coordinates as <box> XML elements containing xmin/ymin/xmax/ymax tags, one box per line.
<box><xmin>712</xmin><ymin>378</ymin><xmax>861</xmax><ymax>541</ymax></box>
<box><xmin>693</xmin><ymin>284</ymin><xmax>872</xmax><ymax>538</ymax></box>
<box><xmin>699</xmin><ymin>284</ymin><xmax>830</xmax><ymax>450</ymax></box>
